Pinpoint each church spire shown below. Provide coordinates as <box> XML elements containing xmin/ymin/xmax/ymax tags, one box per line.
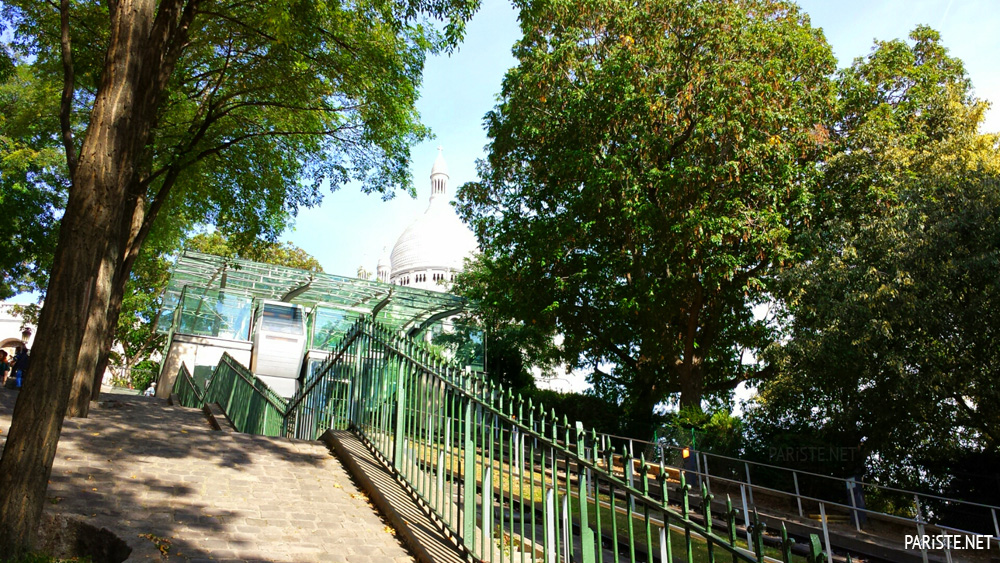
<box><xmin>430</xmin><ymin>146</ymin><xmax>449</xmax><ymax>198</ymax></box>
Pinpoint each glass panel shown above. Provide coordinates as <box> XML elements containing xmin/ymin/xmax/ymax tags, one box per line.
<box><xmin>309</xmin><ymin>305</ymin><xmax>361</xmax><ymax>351</ymax></box>
<box><xmin>426</xmin><ymin>316</ymin><xmax>486</xmax><ymax>372</ymax></box>
<box><xmin>160</xmin><ymin>251</ymin><xmax>470</xmax><ymax>336</ymax></box>
<box><xmin>175</xmin><ymin>288</ymin><xmax>253</xmax><ymax>340</ymax></box>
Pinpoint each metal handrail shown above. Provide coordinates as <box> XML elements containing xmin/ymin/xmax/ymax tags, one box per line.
<box><xmin>284</xmin><ymin>322</ymin><xmax>363</xmax><ymax>413</ymax></box>
<box><xmin>589</xmin><ymin>431</ymin><xmax>1000</xmax><ymax>553</ymax></box>
<box><xmin>172</xmin><ymin>363</ymin><xmax>203</xmax><ymax>406</ymax></box>
<box><xmin>582</xmin><ymin>430</ymin><xmax>1000</xmax><ymax>518</ymax></box>
<box><xmin>213</xmin><ymin>353</ymin><xmax>288</xmax><ymax>413</ymax></box>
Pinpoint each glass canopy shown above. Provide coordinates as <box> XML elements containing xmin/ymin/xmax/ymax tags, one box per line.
<box><xmin>158</xmin><ymin>251</ymin><xmax>470</xmax><ymax>342</ymax></box>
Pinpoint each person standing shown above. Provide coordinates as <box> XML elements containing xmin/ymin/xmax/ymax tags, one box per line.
<box><xmin>0</xmin><ymin>351</ymin><xmax>9</xmax><ymax>386</ymax></box>
<box><xmin>12</xmin><ymin>347</ymin><xmax>29</xmax><ymax>388</ymax></box>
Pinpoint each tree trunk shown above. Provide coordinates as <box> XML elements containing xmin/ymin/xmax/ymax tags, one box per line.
<box><xmin>678</xmin><ymin>284</ymin><xmax>704</xmax><ymax>411</ymax></box>
<box><xmin>68</xmin><ymin>190</ymin><xmax>147</xmax><ymax>415</ymax></box>
<box><xmin>678</xmin><ymin>359</ymin><xmax>704</xmax><ymax>411</ymax></box>
<box><xmin>0</xmin><ymin>145</ymin><xmax>131</xmax><ymax>556</ymax></box>
<box><xmin>86</xmin><ymin>161</ymin><xmax>177</xmax><ymax>405</ymax></box>
<box><xmin>62</xmin><ymin>0</ymin><xmax>197</xmax><ymax>416</ymax></box>
<box><xmin>64</xmin><ymin>237</ymin><xmax>122</xmax><ymax>417</ymax></box>
<box><xmin>626</xmin><ymin>366</ymin><xmax>662</xmax><ymax>438</ymax></box>
<box><xmin>0</xmin><ymin>0</ymin><xmax>181</xmax><ymax>553</ymax></box>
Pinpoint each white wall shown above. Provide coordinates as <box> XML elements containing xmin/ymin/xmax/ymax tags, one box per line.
<box><xmin>156</xmin><ymin>334</ymin><xmax>252</xmax><ymax>398</ymax></box>
<box><xmin>0</xmin><ymin>303</ymin><xmax>36</xmax><ymax>355</ymax></box>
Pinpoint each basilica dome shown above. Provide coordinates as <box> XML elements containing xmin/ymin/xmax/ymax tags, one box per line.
<box><xmin>389</xmin><ymin>149</ymin><xmax>478</xmax><ymax>291</ymax></box>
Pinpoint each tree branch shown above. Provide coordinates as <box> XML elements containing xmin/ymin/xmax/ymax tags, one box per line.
<box><xmin>703</xmin><ymin>363</ymin><xmax>775</xmax><ymax>394</ymax></box>
<box><xmin>125</xmin><ymin>306</ymin><xmax>164</xmax><ymax>369</ymax></box>
<box><xmin>951</xmin><ymin>393</ymin><xmax>1000</xmax><ymax>448</ymax></box>
<box><xmin>189</xmin><ymin>125</ymin><xmax>362</xmax><ymax>162</ymax></box>
<box><xmin>591</xmin><ymin>364</ymin><xmax>624</xmax><ymax>386</ymax></box>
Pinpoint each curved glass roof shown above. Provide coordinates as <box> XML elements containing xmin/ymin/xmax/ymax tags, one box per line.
<box><xmin>159</xmin><ymin>251</ymin><xmax>468</xmax><ymax>336</ymax></box>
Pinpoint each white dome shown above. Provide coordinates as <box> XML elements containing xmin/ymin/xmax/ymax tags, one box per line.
<box><xmin>390</xmin><ymin>150</ymin><xmax>477</xmax><ymax>287</ymax></box>
<box><xmin>390</xmin><ymin>201</ymin><xmax>477</xmax><ymax>274</ymax></box>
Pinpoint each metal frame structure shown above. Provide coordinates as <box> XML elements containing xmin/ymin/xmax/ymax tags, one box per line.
<box><xmin>158</xmin><ymin>251</ymin><xmax>470</xmax><ymax>338</ymax></box>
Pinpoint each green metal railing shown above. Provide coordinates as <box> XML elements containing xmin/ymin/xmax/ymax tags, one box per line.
<box><xmin>172</xmin><ymin>316</ymin><xmax>828</xmax><ymax>563</ymax></box>
<box><xmin>172</xmin><ymin>353</ymin><xmax>288</xmax><ymax>435</ymax></box>
<box><xmin>173</xmin><ymin>364</ymin><xmax>203</xmax><ymax>407</ymax></box>
<box><xmin>206</xmin><ymin>353</ymin><xmax>288</xmax><ymax>435</ymax></box>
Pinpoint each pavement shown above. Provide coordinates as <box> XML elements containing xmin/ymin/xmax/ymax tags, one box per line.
<box><xmin>0</xmin><ymin>387</ymin><xmax>422</xmax><ymax>562</ymax></box>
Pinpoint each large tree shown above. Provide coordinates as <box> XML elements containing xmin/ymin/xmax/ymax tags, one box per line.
<box><xmin>0</xmin><ymin>0</ymin><xmax>477</xmax><ymax>555</ymax></box>
<box><xmin>455</xmin><ymin>0</ymin><xmax>835</xmax><ymax>434</ymax></box>
<box><xmin>749</xmin><ymin>27</ymin><xmax>1000</xmax><ymax>483</ymax></box>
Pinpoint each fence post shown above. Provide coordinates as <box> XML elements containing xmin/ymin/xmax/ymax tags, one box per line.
<box><xmin>348</xmin><ymin>329</ymin><xmax>366</xmax><ymax>427</ymax></box>
<box><xmin>626</xmin><ymin>448</ymin><xmax>636</xmax><ymax>512</ymax></box>
<box><xmin>463</xmin><ymin>399</ymin><xmax>477</xmax><ymax>557</ymax></box>
<box><xmin>819</xmin><ymin>502</ymin><xmax>833</xmax><ymax>563</ymax></box>
<box><xmin>392</xmin><ymin>349</ymin><xmax>407</xmax><ymax>467</ymax></box>
<box><xmin>740</xmin><ymin>484</ymin><xmax>752</xmax><ymax>546</ymax></box>
<box><xmin>847</xmin><ymin>478</ymin><xmax>861</xmax><ymax>532</ymax></box>
<box><xmin>702</xmin><ymin>453</ymin><xmax>711</xmax><ymax>494</ymax></box>
<box><xmin>914</xmin><ymin>494</ymin><xmax>929</xmax><ymax>563</ymax></box>
<box><xmin>745</xmin><ymin>462</ymin><xmax>755</xmax><ymax>506</ymax></box>
<box><xmin>993</xmin><ymin>507</ymin><xmax>1000</xmax><ymax>542</ymax></box>
<box><xmin>561</xmin><ymin>493</ymin><xmax>571</xmax><ymax>563</ymax></box>
<box><xmin>545</xmin><ymin>488</ymin><xmax>556</xmax><ymax>563</ymax></box>
<box><xmin>484</xmin><ymin>466</ymin><xmax>493</xmax><ymax>555</ymax></box>
<box><xmin>793</xmin><ymin>471</ymin><xmax>804</xmax><ymax>517</ymax></box>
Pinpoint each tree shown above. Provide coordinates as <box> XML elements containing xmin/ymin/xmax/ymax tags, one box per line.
<box><xmin>0</xmin><ymin>0</ymin><xmax>478</xmax><ymax>555</ymax></box>
<box><xmin>455</xmin><ymin>0</ymin><xmax>835</xmax><ymax>435</ymax></box>
<box><xmin>750</xmin><ymin>27</ymin><xmax>1000</xmax><ymax>486</ymax></box>
<box><xmin>186</xmin><ymin>231</ymin><xmax>324</xmax><ymax>272</ymax></box>
<box><xmin>0</xmin><ymin>62</ymin><xmax>66</xmax><ymax>299</ymax></box>
<box><xmin>108</xmin><ymin>248</ymin><xmax>171</xmax><ymax>387</ymax></box>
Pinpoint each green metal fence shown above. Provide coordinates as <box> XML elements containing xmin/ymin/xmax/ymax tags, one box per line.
<box><xmin>172</xmin><ymin>316</ymin><xmax>827</xmax><ymax>563</ymax></box>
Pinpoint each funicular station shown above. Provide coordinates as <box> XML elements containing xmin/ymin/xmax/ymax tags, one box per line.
<box><xmin>152</xmin><ymin>252</ymin><xmax>996</xmax><ymax>563</ymax></box>
<box><xmin>155</xmin><ymin>250</ymin><xmax>482</xmax><ymax>401</ymax></box>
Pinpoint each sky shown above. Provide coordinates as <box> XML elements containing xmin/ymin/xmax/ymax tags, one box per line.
<box><xmin>279</xmin><ymin>0</ymin><xmax>1000</xmax><ymax>278</ymax></box>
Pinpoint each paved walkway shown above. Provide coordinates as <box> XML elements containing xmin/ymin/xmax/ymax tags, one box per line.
<box><xmin>0</xmin><ymin>387</ymin><xmax>417</xmax><ymax>562</ymax></box>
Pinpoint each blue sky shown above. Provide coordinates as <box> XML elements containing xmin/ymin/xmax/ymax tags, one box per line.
<box><xmin>281</xmin><ymin>0</ymin><xmax>1000</xmax><ymax>278</ymax></box>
